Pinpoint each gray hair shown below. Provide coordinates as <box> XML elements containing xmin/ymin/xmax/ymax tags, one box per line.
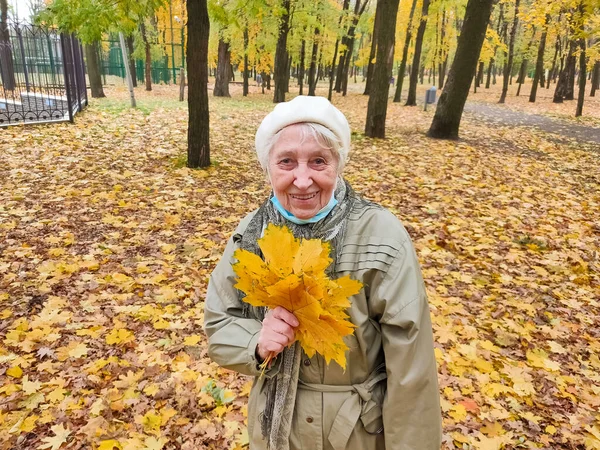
<box><xmin>262</xmin><ymin>123</ymin><xmax>345</xmax><ymax>173</ymax></box>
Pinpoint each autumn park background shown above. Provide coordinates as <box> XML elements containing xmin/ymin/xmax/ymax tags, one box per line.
<box><xmin>0</xmin><ymin>0</ymin><xmax>599</xmax><ymax>447</ymax></box>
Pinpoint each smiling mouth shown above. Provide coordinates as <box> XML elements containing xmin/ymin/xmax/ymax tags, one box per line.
<box><xmin>290</xmin><ymin>192</ymin><xmax>318</xmax><ymax>200</ymax></box>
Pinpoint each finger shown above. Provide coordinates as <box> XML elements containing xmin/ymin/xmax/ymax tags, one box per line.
<box><xmin>263</xmin><ymin>316</ymin><xmax>295</xmax><ymax>341</ymax></box>
<box><xmin>257</xmin><ymin>338</ymin><xmax>285</xmax><ymax>358</ymax></box>
<box><xmin>272</xmin><ymin>306</ymin><xmax>299</xmax><ymax>327</ymax></box>
<box><xmin>275</xmin><ymin>321</ymin><xmax>295</xmax><ymax>343</ymax></box>
<box><xmin>271</xmin><ymin>323</ymin><xmax>295</xmax><ymax>345</ymax></box>
<box><xmin>261</xmin><ymin>325</ymin><xmax>294</xmax><ymax>347</ymax></box>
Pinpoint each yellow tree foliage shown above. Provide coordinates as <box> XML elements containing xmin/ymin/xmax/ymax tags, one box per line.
<box><xmin>155</xmin><ymin>0</ymin><xmax>187</xmax><ymax>69</ymax></box>
<box><xmin>232</xmin><ymin>224</ymin><xmax>362</xmax><ymax>369</ymax></box>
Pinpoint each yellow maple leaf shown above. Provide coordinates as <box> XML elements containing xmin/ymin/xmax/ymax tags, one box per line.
<box><xmin>6</xmin><ymin>365</ymin><xmax>23</xmax><ymax>378</ymax></box>
<box><xmin>159</xmin><ymin>406</ymin><xmax>177</xmax><ymax>424</ymax></box>
<box><xmin>183</xmin><ymin>335</ymin><xmax>202</xmax><ymax>346</ymax></box>
<box><xmin>239</xmin><ymin>380</ymin><xmax>253</xmax><ymax>397</ymax></box>
<box><xmin>585</xmin><ymin>425</ymin><xmax>600</xmax><ymax>450</ymax></box>
<box><xmin>448</xmin><ymin>403</ymin><xmax>467</xmax><ymax>421</ymax></box>
<box><xmin>68</xmin><ymin>343</ymin><xmax>89</xmax><ymax>359</ymax></box>
<box><xmin>143</xmin><ymin>436</ymin><xmax>167</xmax><ymax>450</ymax></box>
<box><xmin>140</xmin><ymin>410</ymin><xmax>162</xmax><ymax>436</ymax></box>
<box><xmin>232</xmin><ymin>224</ymin><xmax>362</xmax><ymax>369</ymax></box>
<box><xmin>90</xmin><ymin>398</ymin><xmax>105</xmax><ymax>416</ymax></box>
<box><xmin>19</xmin><ymin>414</ymin><xmax>39</xmax><ymax>432</ymax></box>
<box><xmin>526</xmin><ymin>349</ymin><xmax>560</xmax><ymax>372</ymax></box>
<box><xmin>473</xmin><ymin>434</ymin><xmax>506</xmax><ymax>450</ymax></box>
<box><xmin>97</xmin><ymin>440</ymin><xmax>123</xmax><ymax>450</ymax></box>
<box><xmin>22</xmin><ymin>376</ymin><xmax>43</xmax><ymax>395</ymax></box>
<box><xmin>231</xmin><ymin>428</ymin><xmax>249</xmax><ymax>450</ymax></box>
<box><xmin>143</xmin><ymin>383</ymin><xmax>160</xmax><ymax>397</ymax></box>
<box><xmin>480</xmin><ymin>422</ymin><xmax>505</xmax><ymax>437</ymax></box>
<box><xmin>106</xmin><ymin>328</ymin><xmax>135</xmax><ymax>346</ymax></box>
<box><xmin>38</xmin><ymin>423</ymin><xmax>71</xmax><ymax>450</ymax></box>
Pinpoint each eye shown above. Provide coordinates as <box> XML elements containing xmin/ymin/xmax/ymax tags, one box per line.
<box><xmin>313</xmin><ymin>158</ymin><xmax>326</xmax><ymax>165</ymax></box>
<box><xmin>279</xmin><ymin>158</ymin><xmax>293</xmax><ymax>165</ymax></box>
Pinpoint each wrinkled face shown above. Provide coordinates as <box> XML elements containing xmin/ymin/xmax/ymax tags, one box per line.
<box><xmin>268</xmin><ymin>125</ymin><xmax>339</xmax><ymax>220</ymax></box>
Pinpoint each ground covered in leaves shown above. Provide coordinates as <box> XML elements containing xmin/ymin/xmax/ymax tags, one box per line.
<box><xmin>1</xmin><ymin>83</ymin><xmax>599</xmax><ymax>450</ymax></box>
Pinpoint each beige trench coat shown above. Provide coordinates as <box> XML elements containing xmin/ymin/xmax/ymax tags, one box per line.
<box><xmin>204</xmin><ymin>205</ymin><xmax>442</xmax><ymax>450</ymax></box>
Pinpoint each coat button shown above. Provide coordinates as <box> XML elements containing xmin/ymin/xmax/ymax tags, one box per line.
<box><xmin>306</xmin><ymin>417</ymin><xmax>313</xmax><ymax>423</ymax></box>
<box><xmin>303</xmin><ymin>359</ymin><xmax>311</xmax><ymax>366</ymax></box>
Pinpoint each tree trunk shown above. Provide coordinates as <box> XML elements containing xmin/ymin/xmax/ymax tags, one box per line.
<box><xmin>428</xmin><ymin>0</ymin><xmax>496</xmax><ymax>139</ymax></box>
<box><xmin>140</xmin><ymin>22</ymin><xmax>152</xmax><ymax>91</ymax></box>
<box><xmin>328</xmin><ymin>38</ymin><xmax>340</xmax><ymax>100</ymax></box>
<box><xmin>285</xmin><ymin>53</ymin><xmax>292</xmax><ymax>93</ymax></box>
<box><xmin>186</xmin><ymin>0</ymin><xmax>210</xmax><ymax>168</ymax></box>
<box><xmin>475</xmin><ymin>61</ymin><xmax>484</xmax><ymax>89</ymax></box>
<box><xmin>308</xmin><ymin>26</ymin><xmax>319</xmax><ymax>96</ymax></box>
<box><xmin>364</xmin><ymin>2</ymin><xmax>381</xmax><ymax>95</ymax></box>
<box><xmin>440</xmin><ymin>56</ymin><xmax>448</xmax><ymax>89</ymax></box>
<box><xmin>316</xmin><ymin>50</ymin><xmax>323</xmax><ymax>81</ymax></box>
<box><xmin>273</xmin><ymin>0</ymin><xmax>290</xmax><ymax>103</ymax></box>
<box><xmin>85</xmin><ymin>41</ymin><xmax>105</xmax><ymax>98</ymax></box>
<box><xmin>334</xmin><ymin>39</ymin><xmax>347</xmax><ymax>93</ymax></box>
<box><xmin>328</xmin><ymin>0</ymin><xmax>350</xmax><ymax>100</ymax></box>
<box><xmin>554</xmin><ymin>39</ymin><xmax>576</xmax><ymax>103</ymax></box>
<box><xmin>529</xmin><ymin>23</ymin><xmax>550</xmax><ymax>103</ymax></box>
<box><xmin>553</xmin><ymin>57</ymin><xmax>568</xmax><ymax>103</ymax></box>
<box><xmin>516</xmin><ymin>59</ymin><xmax>527</xmax><ymax>96</ymax></box>
<box><xmin>405</xmin><ymin>0</ymin><xmax>431</xmax><ymax>106</ymax></box>
<box><xmin>432</xmin><ymin>12</ymin><xmax>440</xmax><ymax>87</ymax></box>
<box><xmin>393</xmin><ymin>0</ymin><xmax>418</xmax><ymax>102</ymax></box>
<box><xmin>341</xmin><ymin>38</ymin><xmax>354</xmax><ymax>96</ymax></box>
<box><xmin>485</xmin><ymin>61</ymin><xmax>493</xmax><ymax>89</ymax></box>
<box><xmin>261</xmin><ymin>71</ymin><xmax>267</xmax><ymax>93</ymax></box>
<box><xmin>590</xmin><ymin>61</ymin><xmax>599</xmax><ymax>97</ymax></box>
<box><xmin>575</xmin><ymin>18</ymin><xmax>586</xmax><ymax>116</ymax></box>
<box><xmin>214</xmin><ymin>38</ymin><xmax>231</xmax><ymax>97</ymax></box>
<box><xmin>126</xmin><ymin>35</ymin><xmax>137</xmax><ymax>88</ymax></box>
<box><xmin>340</xmin><ymin>0</ymin><xmax>368</xmax><ymax>96</ymax></box>
<box><xmin>365</xmin><ymin>0</ymin><xmax>400</xmax><ymax>138</ymax></box>
<box><xmin>438</xmin><ymin>9</ymin><xmax>447</xmax><ymax>89</ymax></box>
<box><xmin>529</xmin><ymin>16</ymin><xmax>549</xmax><ymax>103</ymax></box>
<box><xmin>298</xmin><ymin>36</ymin><xmax>306</xmax><ymax>95</ymax></box>
<box><xmin>485</xmin><ymin>3</ymin><xmax>503</xmax><ymax>91</ymax></box>
<box><xmin>565</xmin><ymin>41</ymin><xmax>577</xmax><ymax>100</ymax></box>
<box><xmin>243</xmin><ymin>26</ymin><xmax>249</xmax><ymax>96</ymax></box>
<box><xmin>0</xmin><ymin>0</ymin><xmax>15</xmax><ymax>91</ymax></box>
<box><xmin>353</xmin><ymin>38</ymin><xmax>360</xmax><ymax>83</ymax></box>
<box><xmin>547</xmin><ymin>36</ymin><xmax>560</xmax><ymax>88</ymax></box>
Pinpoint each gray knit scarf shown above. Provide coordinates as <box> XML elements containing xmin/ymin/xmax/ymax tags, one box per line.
<box><xmin>238</xmin><ymin>178</ymin><xmax>377</xmax><ymax>450</ymax></box>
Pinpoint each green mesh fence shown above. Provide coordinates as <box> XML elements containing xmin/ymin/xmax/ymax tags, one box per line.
<box><xmin>100</xmin><ymin>29</ymin><xmax>184</xmax><ymax>85</ymax></box>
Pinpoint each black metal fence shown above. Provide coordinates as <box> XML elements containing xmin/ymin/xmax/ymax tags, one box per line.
<box><xmin>0</xmin><ymin>22</ymin><xmax>88</xmax><ymax>126</ymax></box>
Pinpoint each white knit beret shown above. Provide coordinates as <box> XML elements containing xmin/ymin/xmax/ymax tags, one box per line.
<box><xmin>254</xmin><ymin>95</ymin><xmax>351</xmax><ymax>170</ymax></box>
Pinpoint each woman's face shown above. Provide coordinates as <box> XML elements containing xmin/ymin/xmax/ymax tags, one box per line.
<box><xmin>268</xmin><ymin>125</ymin><xmax>339</xmax><ymax>220</ymax></box>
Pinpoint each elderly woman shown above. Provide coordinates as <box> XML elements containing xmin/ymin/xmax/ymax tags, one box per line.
<box><xmin>204</xmin><ymin>96</ymin><xmax>441</xmax><ymax>450</ymax></box>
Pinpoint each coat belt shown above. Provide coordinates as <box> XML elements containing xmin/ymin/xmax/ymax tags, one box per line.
<box><xmin>297</xmin><ymin>364</ymin><xmax>387</xmax><ymax>450</ymax></box>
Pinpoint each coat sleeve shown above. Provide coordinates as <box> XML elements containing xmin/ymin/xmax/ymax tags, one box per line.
<box><xmin>203</xmin><ymin>216</ymin><xmax>280</xmax><ymax>378</ymax></box>
<box><xmin>374</xmin><ymin>235</ymin><xmax>442</xmax><ymax>450</ymax></box>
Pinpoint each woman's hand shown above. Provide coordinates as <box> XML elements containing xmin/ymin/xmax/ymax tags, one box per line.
<box><xmin>256</xmin><ymin>306</ymin><xmax>299</xmax><ymax>362</ymax></box>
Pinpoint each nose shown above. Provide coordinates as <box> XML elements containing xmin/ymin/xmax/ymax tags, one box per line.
<box><xmin>293</xmin><ymin>164</ymin><xmax>313</xmax><ymax>190</ymax></box>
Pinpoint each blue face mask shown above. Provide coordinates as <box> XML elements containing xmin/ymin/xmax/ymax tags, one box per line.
<box><xmin>270</xmin><ymin>193</ymin><xmax>338</xmax><ymax>225</ymax></box>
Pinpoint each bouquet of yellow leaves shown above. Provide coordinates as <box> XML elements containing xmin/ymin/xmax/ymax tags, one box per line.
<box><xmin>232</xmin><ymin>224</ymin><xmax>363</xmax><ymax>370</ymax></box>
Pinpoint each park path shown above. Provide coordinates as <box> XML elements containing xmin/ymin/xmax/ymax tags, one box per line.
<box><xmin>463</xmin><ymin>101</ymin><xmax>600</xmax><ymax>145</ymax></box>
